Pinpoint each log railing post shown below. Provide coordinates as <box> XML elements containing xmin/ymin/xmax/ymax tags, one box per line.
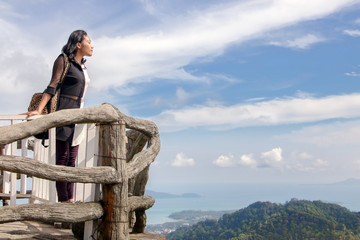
<box><xmin>99</xmin><ymin>121</ymin><xmax>129</xmax><ymax>240</ymax></box>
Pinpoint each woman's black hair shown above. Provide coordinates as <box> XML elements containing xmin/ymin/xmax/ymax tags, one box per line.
<box><xmin>62</xmin><ymin>30</ymin><xmax>88</xmax><ymax>63</ymax></box>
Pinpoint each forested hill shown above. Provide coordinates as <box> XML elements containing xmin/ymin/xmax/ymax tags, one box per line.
<box><xmin>166</xmin><ymin>199</ymin><xmax>360</xmax><ymax>240</ymax></box>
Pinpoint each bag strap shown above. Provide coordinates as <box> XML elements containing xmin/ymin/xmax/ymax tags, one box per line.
<box><xmin>41</xmin><ymin>135</ymin><xmax>49</xmax><ymax>148</ymax></box>
<box><xmin>48</xmin><ymin>54</ymin><xmax>70</xmax><ymax>114</ymax></box>
<box><xmin>58</xmin><ymin>53</ymin><xmax>70</xmax><ymax>86</ymax></box>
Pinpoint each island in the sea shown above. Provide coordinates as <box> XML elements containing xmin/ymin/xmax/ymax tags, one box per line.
<box><xmin>145</xmin><ymin>190</ymin><xmax>202</xmax><ymax>199</ymax></box>
<box><xmin>146</xmin><ymin>209</ymin><xmax>236</xmax><ymax>234</ymax></box>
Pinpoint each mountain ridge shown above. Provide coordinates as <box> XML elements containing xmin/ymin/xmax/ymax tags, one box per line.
<box><xmin>166</xmin><ymin>199</ymin><xmax>360</xmax><ymax>240</ymax></box>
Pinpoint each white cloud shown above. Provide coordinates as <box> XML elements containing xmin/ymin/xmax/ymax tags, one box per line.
<box><xmin>269</xmin><ymin>34</ymin><xmax>325</xmax><ymax>49</ymax></box>
<box><xmin>343</xmin><ymin>29</ymin><xmax>360</xmax><ymax>37</ymax></box>
<box><xmin>176</xmin><ymin>87</ymin><xmax>190</xmax><ymax>103</ymax></box>
<box><xmin>353</xmin><ymin>160</ymin><xmax>360</xmax><ymax>167</ymax></box>
<box><xmin>138</xmin><ymin>0</ymin><xmax>159</xmax><ymax>16</ymax></box>
<box><xmin>299</xmin><ymin>152</ymin><xmax>313</xmax><ymax>160</ymax></box>
<box><xmin>171</xmin><ymin>152</ymin><xmax>195</xmax><ymax>167</ymax></box>
<box><xmin>233</xmin><ymin>148</ymin><xmax>284</xmax><ymax>169</ymax></box>
<box><xmin>246</xmin><ymin>97</ymin><xmax>267</xmax><ymax>102</ymax></box>
<box><xmin>345</xmin><ymin>72</ymin><xmax>360</xmax><ymax>77</ymax></box>
<box><xmin>294</xmin><ymin>91</ymin><xmax>316</xmax><ymax>99</ymax></box>
<box><xmin>280</xmin><ymin>119</ymin><xmax>360</xmax><ymax>147</ymax></box>
<box><xmin>291</xmin><ymin>163</ymin><xmax>315</xmax><ymax>173</ymax></box>
<box><xmin>213</xmin><ymin>153</ymin><xmax>257</xmax><ymax>168</ymax></box>
<box><xmin>213</xmin><ymin>149</ymin><xmax>331</xmax><ymax>173</ymax></box>
<box><xmin>0</xmin><ymin>17</ymin><xmax>57</xmax><ymax>113</ymax></box>
<box><xmin>314</xmin><ymin>159</ymin><xmax>328</xmax><ymax>167</ymax></box>
<box><xmin>272</xmin><ymin>151</ymin><xmax>330</xmax><ymax>172</ymax></box>
<box><xmin>213</xmin><ymin>154</ymin><xmax>235</xmax><ymax>167</ymax></box>
<box><xmin>0</xmin><ymin>0</ymin><xmax>357</xmax><ymax>114</ymax></box>
<box><xmin>88</xmin><ymin>0</ymin><xmax>358</xmax><ymax>90</ymax></box>
<box><xmin>203</xmin><ymin>73</ymin><xmax>242</xmax><ymax>83</ymax></box>
<box><xmin>299</xmin><ymin>159</ymin><xmax>327</xmax><ymax>172</ymax></box>
<box><xmin>261</xmin><ymin>147</ymin><xmax>283</xmax><ymax>163</ymax></box>
<box><xmin>239</xmin><ymin>154</ymin><xmax>257</xmax><ymax>167</ymax></box>
<box><xmin>151</xmin><ymin>93</ymin><xmax>360</xmax><ymax>131</ymax></box>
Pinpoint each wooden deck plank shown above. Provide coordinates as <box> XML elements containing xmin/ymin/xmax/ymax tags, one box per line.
<box><xmin>0</xmin><ymin>221</ymin><xmax>166</xmax><ymax>240</ymax></box>
<box><xmin>0</xmin><ymin>221</ymin><xmax>75</xmax><ymax>239</ymax></box>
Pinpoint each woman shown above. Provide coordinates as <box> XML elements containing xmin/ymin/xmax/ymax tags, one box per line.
<box><xmin>26</xmin><ymin>30</ymin><xmax>93</xmax><ymax>203</ymax></box>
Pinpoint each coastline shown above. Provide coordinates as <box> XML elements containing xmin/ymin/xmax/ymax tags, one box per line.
<box><xmin>145</xmin><ymin>181</ymin><xmax>360</xmax><ymax>226</ymax></box>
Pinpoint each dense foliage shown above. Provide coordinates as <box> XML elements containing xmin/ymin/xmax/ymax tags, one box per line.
<box><xmin>166</xmin><ymin>199</ymin><xmax>360</xmax><ymax>240</ymax></box>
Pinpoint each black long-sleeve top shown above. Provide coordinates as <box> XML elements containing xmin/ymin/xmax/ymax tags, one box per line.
<box><xmin>44</xmin><ymin>54</ymin><xmax>86</xmax><ymax>143</ymax></box>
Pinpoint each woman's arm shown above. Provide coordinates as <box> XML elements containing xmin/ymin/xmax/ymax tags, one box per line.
<box><xmin>24</xmin><ymin>55</ymin><xmax>65</xmax><ymax>118</ymax></box>
<box><xmin>26</xmin><ymin>93</ymin><xmax>51</xmax><ymax>117</ymax></box>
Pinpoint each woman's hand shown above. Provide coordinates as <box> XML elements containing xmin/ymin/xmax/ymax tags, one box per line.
<box><xmin>20</xmin><ymin>109</ymin><xmax>42</xmax><ymax>119</ymax></box>
<box><xmin>21</xmin><ymin>93</ymin><xmax>51</xmax><ymax>119</ymax></box>
<box><xmin>27</xmin><ymin>110</ymin><xmax>42</xmax><ymax>118</ymax></box>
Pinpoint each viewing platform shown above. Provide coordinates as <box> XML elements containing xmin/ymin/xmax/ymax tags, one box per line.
<box><xmin>0</xmin><ymin>104</ymin><xmax>162</xmax><ymax>240</ymax></box>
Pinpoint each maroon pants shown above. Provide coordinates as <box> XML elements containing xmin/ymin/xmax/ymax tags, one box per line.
<box><xmin>56</xmin><ymin>140</ymin><xmax>79</xmax><ymax>202</ymax></box>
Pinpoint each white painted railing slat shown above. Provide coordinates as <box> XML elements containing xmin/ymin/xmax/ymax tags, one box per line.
<box><xmin>20</xmin><ymin>139</ymin><xmax>27</xmax><ymax>195</ymax></box>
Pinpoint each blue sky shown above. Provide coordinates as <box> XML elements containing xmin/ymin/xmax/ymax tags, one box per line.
<box><xmin>1</xmin><ymin>0</ymin><xmax>360</xmax><ymax>187</ymax></box>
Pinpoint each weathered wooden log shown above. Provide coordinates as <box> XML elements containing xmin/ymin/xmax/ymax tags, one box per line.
<box><xmin>131</xmin><ymin>165</ymin><xmax>151</xmax><ymax>233</ymax></box>
<box><xmin>112</xmin><ymin>107</ymin><xmax>161</xmax><ymax>179</ymax></box>
<box><xmin>0</xmin><ymin>155</ymin><xmax>119</xmax><ymax>184</ymax></box>
<box><xmin>0</xmin><ymin>195</ymin><xmax>154</xmax><ymax>224</ymax></box>
<box><xmin>0</xmin><ymin>103</ymin><xmax>159</xmax><ymax>146</ymax></box>
<box><xmin>126</xmin><ymin>130</ymin><xmax>150</xmax><ymax>233</ymax></box>
<box><xmin>0</xmin><ymin>202</ymin><xmax>103</xmax><ymax>223</ymax></box>
<box><xmin>132</xmin><ymin>166</ymin><xmax>150</xmax><ymax>198</ymax></box>
<box><xmin>126</xmin><ymin>135</ymin><xmax>160</xmax><ymax>180</ymax></box>
<box><xmin>0</xmin><ymin>104</ymin><xmax>160</xmax><ymax>182</ymax></box>
<box><xmin>100</xmin><ymin>121</ymin><xmax>129</xmax><ymax>240</ymax></box>
<box><xmin>126</xmin><ymin>130</ymin><xmax>148</xmax><ymax>164</ymax></box>
<box><xmin>0</xmin><ymin>104</ymin><xmax>161</xmax><ymax>180</ymax></box>
<box><xmin>129</xmin><ymin>195</ymin><xmax>155</xmax><ymax>212</ymax></box>
<box><xmin>112</xmin><ymin>106</ymin><xmax>159</xmax><ymax>137</ymax></box>
<box><xmin>126</xmin><ymin>130</ymin><xmax>148</xmax><ymax>196</ymax></box>
<box><xmin>0</xmin><ymin>104</ymin><xmax>119</xmax><ymax>146</ymax></box>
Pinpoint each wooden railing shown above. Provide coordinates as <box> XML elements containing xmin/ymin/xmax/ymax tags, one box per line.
<box><xmin>0</xmin><ymin>103</ymin><xmax>161</xmax><ymax>240</ymax></box>
<box><xmin>0</xmin><ymin>114</ymin><xmax>34</xmax><ymax>205</ymax></box>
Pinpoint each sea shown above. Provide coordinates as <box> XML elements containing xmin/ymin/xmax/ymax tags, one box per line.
<box><xmin>7</xmin><ymin>179</ymin><xmax>360</xmax><ymax>226</ymax></box>
<box><xmin>145</xmin><ymin>181</ymin><xmax>360</xmax><ymax>225</ymax></box>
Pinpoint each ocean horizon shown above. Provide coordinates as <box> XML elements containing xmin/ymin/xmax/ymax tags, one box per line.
<box><xmin>9</xmin><ymin>179</ymin><xmax>360</xmax><ymax>226</ymax></box>
<box><xmin>145</xmin><ymin>181</ymin><xmax>360</xmax><ymax>225</ymax></box>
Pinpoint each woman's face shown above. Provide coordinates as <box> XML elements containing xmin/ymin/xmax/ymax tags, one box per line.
<box><xmin>77</xmin><ymin>35</ymin><xmax>93</xmax><ymax>57</ymax></box>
